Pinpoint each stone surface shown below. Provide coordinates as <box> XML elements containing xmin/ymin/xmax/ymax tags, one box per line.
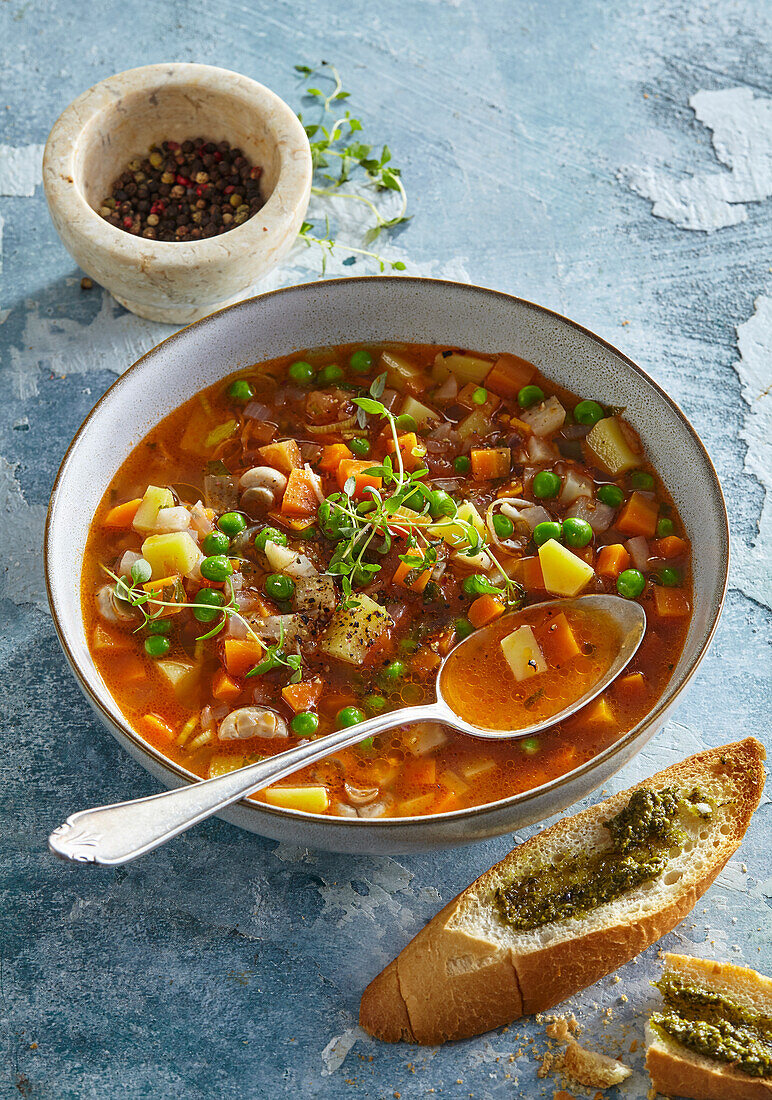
<box><xmin>1</xmin><ymin>1</ymin><xmax>770</xmax><ymax>1097</ymax></box>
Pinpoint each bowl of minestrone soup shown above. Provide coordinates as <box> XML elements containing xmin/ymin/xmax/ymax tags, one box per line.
<box><xmin>45</xmin><ymin>277</ymin><xmax>728</xmax><ymax>853</ymax></box>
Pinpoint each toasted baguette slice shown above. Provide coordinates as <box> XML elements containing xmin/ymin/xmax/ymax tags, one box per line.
<box><xmin>646</xmin><ymin>954</ymin><xmax>772</xmax><ymax>1099</ymax></box>
<box><xmin>360</xmin><ymin>738</ymin><xmax>765</xmax><ymax>1045</ymax></box>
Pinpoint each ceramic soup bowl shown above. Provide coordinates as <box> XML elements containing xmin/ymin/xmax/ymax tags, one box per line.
<box><xmin>45</xmin><ymin>278</ymin><xmax>728</xmax><ymax>853</ymax></box>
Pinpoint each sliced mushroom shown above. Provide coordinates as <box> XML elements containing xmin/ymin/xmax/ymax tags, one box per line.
<box><xmin>218</xmin><ymin>706</ymin><xmax>289</xmax><ymax>741</ymax></box>
<box><xmin>95</xmin><ymin>583</ymin><xmax>135</xmax><ymax>624</ymax></box>
<box><xmin>240</xmin><ymin>485</ymin><xmax>274</xmax><ymax>517</ymax></box>
<box><xmin>344</xmin><ymin>782</ymin><xmax>380</xmax><ymax>806</ymax></box>
<box><xmin>240</xmin><ymin>466</ymin><xmax>287</xmax><ymax>495</ymax></box>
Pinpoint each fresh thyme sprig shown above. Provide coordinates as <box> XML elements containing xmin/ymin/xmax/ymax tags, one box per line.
<box><xmin>295</xmin><ymin>61</ymin><xmax>409</xmax><ymax>272</ymax></box>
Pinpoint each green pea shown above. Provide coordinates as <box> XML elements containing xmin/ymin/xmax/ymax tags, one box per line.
<box><xmin>492</xmin><ymin>513</ymin><xmax>515</xmax><ymax>539</ymax></box>
<box><xmin>428</xmin><ymin>489</ymin><xmax>456</xmax><ymax>519</ymax></box>
<box><xmin>318</xmin><ymin>364</ymin><xmax>344</xmax><ymax>386</ymax></box>
<box><xmin>193</xmin><ymin>588</ymin><xmax>225</xmax><ymax>623</ymax></box>
<box><xmin>130</xmin><ymin>558</ymin><xmax>152</xmax><ymax>584</ymax></box>
<box><xmin>364</xmin><ymin>694</ymin><xmax>386</xmax><ymax>715</ymax></box>
<box><xmin>264</xmin><ymin>573</ymin><xmax>295</xmax><ymax>601</ymax></box>
<box><xmin>217</xmin><ymin>511</ymin><xmax>247</xmax><ymax>537</ymax></box>
<box><xmin>146</xmin><ymin>618</ymin><xmax>172</xmax><ymax>635</ymax></box>
<box><xmin>657</xmin><ymin>567</ymin><xmax>681</xmax><ymax>587</ymax></box>
<box><xmin>533</xmin><ymin>520</ymin><xmax>562</xmax><ymax>547</ymax></box>
<box><xmin>472</xmin><ymin>386</ymin><xmax>487</xmax><ymax>405</ymax></box>
<box><xmin>573</xmin><ymin>399</ymin><xmax>604</xmax><ymax>426</ymax></box>
<box><xmin>617</xmin><ymin>568</ymin><xmax>645</xmax><ymax>599</ymax></box>
<box><xmin>462</xmin><ymin>574</ymin><xmax>500</xmax><ymax>597</ymax></box>
<box><xmin>144</xmin><ymin>635</ymin><xmax>171</xmax><ymax>658</ymax></box>
<box><xmin>291</xmin><ymin>711</ymin><xmax>319</xmax><ymax>737</ymax></box>
<box><xmin>562</xmin><ymin>517</ymin><xmax>593</xmax><ymax>548</ymax></box>
<box><xmin>382</xmin><ymin>660</ymin><xmax>405</xmax><ymax>682</ymax></box>
<box><xmin>396</xmin><ymin>413</ymin><xmax>418</xmax><ymax>432</ymax></box>
<box><xmin>454</xmin><ymin>455</ymin><xmax>471</xmax><ymax>474</ymax></box>
<box><xmin>349</xmin><ymin>349</ymin><xmax>373</xmax><ymax>373</ymax></box>
<box><xmin>254</xmin><ymin>526</ymin><xmax>288</xmax><ymax>551</ymax></box>
<box><xmin>200</xmin><ymin>555</ymin><xmax>233</xmax><ymax>583</ymax></box>
<box><xmin>454</xmin><ymin>617</ymin><xmax>474</xmax><ymax>640</ymax></box>
<box><xmin>532</xmin><ymin>470</ymin><xmax>562</xmax><ymax>499</ymax></box>
<box><xmin>398</xmin><ymin>638</ymin><xmax>419</xmax><ymax>654</ymax></box>
<box><xmin>359</xmin><ymin>736</ymin><xmax>375</xmax><ymax>750</ymax></box>
<box><xmin>517</xmin><ymin>385</ymin><xmax>544</xmax><ymax>409</ymax></box>
<box><xmin>350</xmin><ymin>437</ymin><xmax>371</xmax><ymax>458</ymax></box>
<box><xmin>203</xmin><ymin>530</ymin><xmax>230</xmax><ymax>556</ymax></box>
<box><xmin>227</xmin><ymin>379</ymin><xmax>254</xmax><ymax>402</ymax></box>
<box><xmin>337</xmin><ymin>706</ymin><xmax>365</xmax><ymax>728</ymax></box>
<box><xmin>656</xmin><ymin>517</ymin><xmax>675</xmax><ymax>537</ymax></box>
<box><xmin>630</xmin><ymin>470</ymin><xmax>655</xmax><ymax>491</ymax></box>
<box><xmin>288</xmin><ymin>360</ymin><xmax>315</xmax><ymax>384</ymax></box>
<box><xmin>521</xmin><ymin>737</ymin><xmax>540</xmax><ymax>756</ymax></box>
<box><xmin>597</xmin><ymin>484</ymin><xmax>624</xmax><ymax>508</ymax></box>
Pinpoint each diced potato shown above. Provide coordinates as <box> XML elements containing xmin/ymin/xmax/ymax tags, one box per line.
<box><xmin>538</xmin><ymin>538</ymin><xmax>595</xmax><ymax>597</ymax></box>
<box><xmin>501</xmin><ymin>625</ymin><xmax>547</xmax><ymax>682</ymax></box>
<box><xmin>133</xmin><ymin>485</ymin><xmax>174</xmax><ymax>534</ymax></box>
<box><xmin>400</xmin><ymin>395</ymin><xmax>439</xmax><ymax>425</ymax></box>
<box><xmin>460</xmin><ymin>757</ymin><xmax>497</xmax><ymax>780</ymax></box>
<box><xmin>208</xmin><ymin>754</ymin><xmax>245</xmax><ymax>778</ymax></box>
<box><xmin>397</xmin><ymin>793</ymin><xmax>436</xmax><ymax>816</ymax></box>
<box><xmin>457</xmin><ymin>407</ymin><xmax>491</xmax><ymax>441</ymax></box>
<box><xmin>586</xmin><ymin>416</ymin><xmax>641</xmax><ymax>475</ymax></box>
<box><xmin>155</xmin><ymin>659</ymin><xmax>199</xmax><ymax>700</ymax></box>
<box><xmin>432</xmin><ymin>351</ymin><xmax>494</xmax><ymax>384</ymax></box>
<box><xmin>380</xmin><ymin>351</ymin><xmax>429</xmax><ymax>393</ymax></box>
<box><xmin>264</xmin><ymin>540</ymin><xmax>317</xmax><ymax>578</ymax></box>
<box><xmin>438</xmin><ymin>769</ymin><xmax>470</xmax><ymax>796</ymax></box>
<box><xmin>141</xmin><ymin>531</ymin><xmax>202</xmax><ymax>579</ymax></box>
<box><xmin>319</xmin><ymin>594</ymin><xmax>392</xmax><ymax>665</ymax></box>
<box><xmin>263</xmin><ymin>786</ymin><xmax>330</xmax><ymax>813</ymax></box>
<box><xmin>429</xmin><ymin>500</ymin><xmax>487</xmax><ymax>548</ymax></box>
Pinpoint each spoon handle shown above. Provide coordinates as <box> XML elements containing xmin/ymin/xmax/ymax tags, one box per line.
<box><xmin>48</xmin><ymin>704</ymin><xmax>443</xmax><ymax>865</ymax></box>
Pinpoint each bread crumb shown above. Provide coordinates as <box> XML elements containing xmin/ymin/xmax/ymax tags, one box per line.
<box><xmin>545</xmin><ymin>1015</ymin><xmax>578</xmax><ymax>1042</ymax></box>
<box><xmin>629</xmin><ymin>1039</ymin><xmax>638</xmax><ymax>1053</ymax></box>
<box><xmin>553</xmin><ymin>1092</ymin><xmax>576</xmax><ymax>1100</ymax></box>
<box><xmin>538</xmin><ymin>1052</ymin><xmax>555</xmax><ymax>1078</ymax></box>
<box><xmin>562</xmin><ymin>1040</ymin><xmax>631</xmax><ymax>1088</ymax></box>
<box><xmin>619</xmin><ymin>994</ymin><xmax>628</xmax><ymax>1003</ymax></box>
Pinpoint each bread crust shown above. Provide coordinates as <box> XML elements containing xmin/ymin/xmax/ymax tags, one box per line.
<box><xmin>646</xmin><ymin>1037</ymin><xmax>772</xmax><ymax>1099</ymax></box>
<box><xmin>359</xmin><ymin>738</ymin><xmax>766</xmax><ymax>1045</ymax></box>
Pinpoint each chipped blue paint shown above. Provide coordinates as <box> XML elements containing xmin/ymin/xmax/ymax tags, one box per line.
<box><xmin>1</xmin><ymin>1</ymin><xmax>770</xmax><ymax>1097</ymax></box>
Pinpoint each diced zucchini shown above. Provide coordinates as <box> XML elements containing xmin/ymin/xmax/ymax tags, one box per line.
<box><xmin>432</xmin><ymin>351</ymin><xmax>494</xmax><ymax>384</ymax></box>
<box><xmin>429</xmin><ymin>500</ymin><xmax>487</xmax><ymax>548</ymax></box>
<box><xmin>500</xmin><ymin>625</ymin><xmax>547</xmax><ymax>682</ymax></box>
<box><xmin>586</xmin><ymin>416</ymin><xmax>640</xmax><ymax>475</ymax></box>
<box><xmin>319</xmin><ymin>594</ymin><xmax>392</xmax><ymax>665</ymax></box>
<box><xmin>208</xmin><ymin>754</ymin><xmax>245</xmax><ymax>778</ymax></box>
<box><xmin>400</xmin><ymin>395</ymin><xmax>439</xmax><ymax>425</ymax></box>
<box><xmin>457</xmin><ymin>407</ymin><xmax>492</xmax><ymax>441</ymax></box>
<box><xmin>380</xmin><ymin>351</ymin><xmax>428</xmax><ymax>393</ymax></box>
<box><xmin>133</xmin><ymin>485</ymin><xmax>174</xmax><ymax>534</ymax></box>
<box><xmin>263</xmin><ymin>786</ymin><xmax>330</xmax><ymax>813</ymax></box>
<box><xmin>155</xmin><ymin>659</ymin><xmax>199</xmax><ymax>700</ymax></box>
<box><xmin>141</xmin><ymin>531</ymin><xmax>202</xmax><ymax>579</ymax></box>
<box><xmin>538</xmin><ymin>539</ymin><xmax>594</xmax><ymax>597</ymax></box>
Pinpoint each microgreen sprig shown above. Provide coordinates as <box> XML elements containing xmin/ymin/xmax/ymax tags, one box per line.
<box><xmin>295</xmin><ymin>62</ymin><xmax>409</xmax><ymax>272</ymax></box>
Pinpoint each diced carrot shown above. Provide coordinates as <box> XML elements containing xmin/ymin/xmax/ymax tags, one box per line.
<box><xmin>143</xmin><ymin>575</ymin><xmax>185</xmax><ymax>615</ymax></box>
<box><xmin>468</xmin><ymin>594</ymin><xmax>506</xmax><ymax>629</ymax></box>
<box><xmin>652</xmin><ymin>587</ymin><xmax>691</xmax><ymax>618</ymax></box>
<box><xmin>484</xmin><ymin>352</ymin><xmax>536</xmax><ymax>397</ymax></box>
<box><xmin>617</xmin><ymin>672</ymin><xmax>646</xmax><ymax>696</ymax></box>
<box><xmin>506</xmin><ymin>415</ymin><xmax>533</xmax><ymax>436</ymax></box>
<box><xmin>115</xmin><ymin>656</ymin><xmax>147</xmax><ymax>686</ymax></box>
<box><xmin>386</xmin><ymin>432</ymin><xmax>425</xmax><ymax>472</ymax></box>
<box><xmin>457</xmin><ymin>383</ymin><xmax>500</xmax><ymax>412</ymax></box>
<box><xmin>337</xmin><ymin>459</ymin><xmax>383</xmax><ymax>501</ymax></box>
<box><xmin>392</xmin><ymin>547</ymin><xmax>433</xmax><ymax>593</ymax></box>
<box><xmin>212</xmin><ymin>669</ymin><xmax>242</xmax><ymax>703</ymax></box>
<box><xmin>141</xmin><ymin>713</ymin><xmax>175</xmax><ymax>740</ymax></box>
<box><xmin>616</xmin><ymin>492</ymin><xmax>659</xmax><ymax>537</ymax></box>
<box><xmin>496</xmin><ymin>479</ymin><xmax>524</xmax><ymax>498</ymax></box>
<box><xmin>410</xmin><ymin>646</ymin><xmax>441</xmax><ymax>676</ymax></box>
<box><xmin>223</xmin><ymin>638</ymin><xmax>265</xmax><ymax>679</ymax></box>
<box><xmin>582</xmin><ymin>696</ymin><xmax>615</xmax><ymax>725</ymax></box>
<box><xmin>103</xmin><ymin>498</ymin><xmax>142</xmax><ymax>528</ymax></box>
<box><xmin>258</xmin><ymin>438</ymin><xmax>302</xmax><ymax>474</ymax></box>
<box><xmin>516</xmin><ymin>555</ymin><xmax>545</xmax><ymax>590</ymax></box>
<box><xmin>319</xmin><ymin>442</ymin><xmax>353</xmax><ymax>474</ymax></box>
<box><xmin>536</xmin><ymin>612</ymin><xmax>581</xmax><ymax>665</ymax></box>
<box><xmin>653</xmin><ymin>535</ymin><xmax>689</xmax><ymax>559</ymax></box>
<box><xmin>267</xmin><ymin>511</ymin><xmax>316</xmax><ymax>533</ymax></box>
<box><xmin>596</xmin><ymin>543</ymin><xmax>630</xmax><ymax>579</ymax></box>
<box><xmin>470</xmin><ymin>448</ymin><xmax>511</xmax><ymax>481</ymax></box>
<box><xmin>282</xmin><ymin>677</ymin><xmax>323</xmax><ymax>714</ymax></box>
<box><xmin>91</xmin><ymin>625</ymin><xmax>133</xmax><ymax>652</ymax></box>
<box><xmin>281</xmin><ymin>468</ymin><xmax>321</xmax><ymax>516</ymax></box>
<box><xmin>403</xmin><ymin>757</ymin><xmax>437</xmax><ymax>786</ymax></box>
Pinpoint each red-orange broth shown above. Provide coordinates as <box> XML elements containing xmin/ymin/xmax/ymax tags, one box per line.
<box><xmin>82</xmin><ymin>342</ymin><xmax>692</xmax><ymax>818</ymax></box>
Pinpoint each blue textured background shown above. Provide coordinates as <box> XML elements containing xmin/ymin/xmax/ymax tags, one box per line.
<box><xmin>1</xmin><ymin>1</ymin><xmax>770</xmax><ymax>1097</ymax></box>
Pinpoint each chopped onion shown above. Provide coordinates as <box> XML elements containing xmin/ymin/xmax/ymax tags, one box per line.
<box><xmin>526</xmin><ymin>434</ymin><xmax>560</xmax><ymax>464</ymax></box>
<box><xmin>303</xmin><ymin>463</ymin><xmax>326</xmax><ymax>504</ymax></box>
<box><xmin>626</xmin><ymin>535</ymin><xmax>650</xmax><ymax>571</ymax></box>
<box><xmin>558</xmin><ymin>468</ymin><xmax>595</xmax><ymax>507</ymax></box>
<box><xmin>502</xmin><ymin>502</ymin><xmax>551</xmax><ymax>531</ymax></box>
<box><xmin>431</xmin><ymin>477</ymin><xmax>463</xmax><ymax>491</ymax></box>
<box><xmin>434</xmin><ymin>374</ymin><xmax>459</xmax><ymax>401</ymax></box>
<box><xmin>306</xmin><ymin>415</ymin><xmax>358</xmax><ymax>434</ymax></box>
<box><xmin>299</xmin><ymin>442</ymin><xmax>323</xmax><ymax>464</ymax></box>
<box><xmin>405</xmin><ymin>721</ymin><xmax>447</xmax><ymax>756</ymax></box>
<box><xmin>243</xmin><ymin>401</ymin><xmax>273</xmax><ymax>421</ymax></box>
<box><xmin>189</xmin><ymin>500</ymin><xmax>213</xmax><ymax>538</ymax></box>
<box><xmin>117</xmin><ymin>550</ymin><xmax>143</xmax><ymax>577</ymax></box>
<box><xmin>520</xmin><ymin>396</ymin><xmax>566</xmax><ymax>437</ymax></box>
<box><xmin>565</xmin><ymin>498</ymin><xmax>616</xmax><ymax>533</ymax></box>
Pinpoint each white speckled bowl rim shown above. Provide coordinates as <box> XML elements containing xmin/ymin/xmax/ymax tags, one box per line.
<box><xmin>45</xmin><ymin>277</ymin><xmax>729</xmax><ymax>852</ymax></box>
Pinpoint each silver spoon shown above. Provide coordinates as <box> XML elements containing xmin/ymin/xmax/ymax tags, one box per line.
<box><xmin>49</xmin><ymin>594</ymin><xmax>645</xmax><ymax>865</ymax></box>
